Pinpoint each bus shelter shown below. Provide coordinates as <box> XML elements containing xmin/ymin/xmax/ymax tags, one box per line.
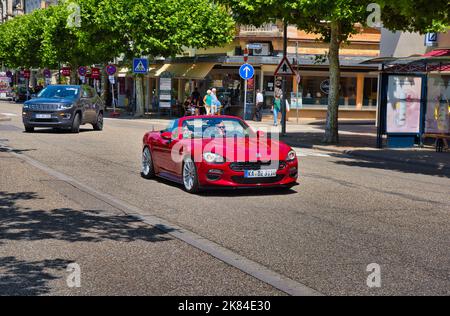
<box><xmin>362</xmin><ymin>49</ymin><xmax>450</xmax><ymax>150</ymax></box>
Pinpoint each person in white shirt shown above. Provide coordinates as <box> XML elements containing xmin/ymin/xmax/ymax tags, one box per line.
<box><xmin>254</xmin><ymin>89</ymin><xmax>264</xmax><ymax>121</ymax></box>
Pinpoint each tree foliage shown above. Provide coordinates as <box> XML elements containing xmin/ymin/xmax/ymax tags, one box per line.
<box><xmin>220</xmin><ymin>0</ymin><xmax>449</xmax><ymax>143</ymax></box>
<box><xmin>0</xmin><ymin>0</ymin><xmax>235</xmax><ymax>68</ymax></box>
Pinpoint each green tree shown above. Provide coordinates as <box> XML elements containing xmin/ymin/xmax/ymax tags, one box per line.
<box><xmin>94</xmin><ymin>0</ymin><xmax>235</xmax><ymax>116</ymax></box>
<box><xmin>0</xmin><ymin>0</ymin><xmax>235</xmax><ymax>115</ymax></box>
<box><xmin>41</xmin><ymin>1</ymin><xmax>120</xmax><ymax>83</ymax></box>
<box><xmin>0</xmin><ymin>8</ymin><xmax>49</xmax><ymax>68</ymax></box>
<box><xmin>221</xmin><ymin>0</ymin><xmax>449</xmax><ymax>143</ymax></box>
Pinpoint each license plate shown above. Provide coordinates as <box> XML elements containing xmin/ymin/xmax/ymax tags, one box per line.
<box><xmin>244</xmin><ymin>169</ymin><xmax>277</xmax><ymax>178</ymax></box>
<box><xmin>36</xmin><ymin>114</ymin><xmax>51</xmax><ymax>119</ymax></box>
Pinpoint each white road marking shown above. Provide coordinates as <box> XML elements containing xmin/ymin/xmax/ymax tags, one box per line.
<box><xmin>0</xmin><ymin>112</ymin><xmax>18</xmax><ymax>117</ymax></box>
<box><xmin>0</xmin><ymin>142</ymin><xmax>323</xmax><ymax>296</ymax></box>
<box><xmin>295</xmin><ymin>149</ymin><xmax>331</xmax><ymax>158</ymax></box>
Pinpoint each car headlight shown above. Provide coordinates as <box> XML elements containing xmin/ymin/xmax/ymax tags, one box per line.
<box><xmin>286</xmin><ymin>150</ymin><xmax>296</xmax><ymax>161</ymax></box>
<box><xmin>60</xmin><ymin>103</ymin><xmax>74</xmax><ymax>110</ymax></box>
<box><xmin>203</xmin><ymin>152</ymin><xmax>225</xmax><ymax>163</ymax></box>
<box><xmin>23</xmin><ymin>104</ymin><xmax>29</xmax><ymax>110</ymax></box>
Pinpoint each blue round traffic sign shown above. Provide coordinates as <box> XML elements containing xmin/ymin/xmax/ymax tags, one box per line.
<box><xmin>239</xmin><ymin>63</ymin><xmax>254</xmax><ymax>80</ymax></box>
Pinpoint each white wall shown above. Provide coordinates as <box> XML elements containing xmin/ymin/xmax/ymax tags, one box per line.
<box><xmin>381</xmin><ymin>28</ymin><xmax>450</xmax><ymax>57</ymax></box>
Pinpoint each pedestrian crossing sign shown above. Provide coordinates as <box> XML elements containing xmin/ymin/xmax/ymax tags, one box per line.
<box><xmin>274</xmin><ymin>56</ymin><xmax>295</xmax><ymax>76</ymax></box>
<box><xmin>133</xmin><ymin>58</ymin><xmax>148</xmax><ymax>74</ymax></box>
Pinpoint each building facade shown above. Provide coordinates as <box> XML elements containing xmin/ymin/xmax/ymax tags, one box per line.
<box><xmin>119</xmin><ymin>23</ymin><xmax>381</xmax><ymax>119</ymax></box>
<box><xmin>0</xmin><ymin>0</ymin><xmax>24</xmax><ymax>23</ymax></box>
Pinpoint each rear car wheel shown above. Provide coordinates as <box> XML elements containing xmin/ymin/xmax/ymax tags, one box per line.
<box><xmin>24</xmin><ymin>125</ymin><xmax>34</xmax><ymax>133</ymax></box>
<box><xmin>182</xmin><ymin>157</ymin><xmax>200</xmax><ymax>193</ymax></box>
<box><xmin>141</xmin><ymin>147</ymin><xmax>155</xmax><ymax>179</ymax></box>
<box><xmin>93</xmin><ymin>112</ymin><xmax>103</xmax><ymax>131</ymax></box>
<box><xmin>71</xmin><ymin>113</ymin><xmax>81</xmax><ymax>133</ymax></box>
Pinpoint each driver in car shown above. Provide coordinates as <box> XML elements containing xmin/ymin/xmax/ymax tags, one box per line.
<box><xmin>216</xmin><ymin>121</ymin><xmax>226</xmax><ymax>137</ymax></box>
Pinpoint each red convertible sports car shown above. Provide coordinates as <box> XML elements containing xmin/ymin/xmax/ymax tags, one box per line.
<box><xmin>141</xmin><ymin>115</ymin><xmax>298</xmax><ymax>193</ymax></box>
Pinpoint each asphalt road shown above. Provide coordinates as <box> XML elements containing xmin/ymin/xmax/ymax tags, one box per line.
<box><xmin>0</xmin><ymin>101</ymin><xmax>449</xmax><ymax>296</ymax></box>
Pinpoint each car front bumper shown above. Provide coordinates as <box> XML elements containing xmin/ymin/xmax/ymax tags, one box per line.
<box><xmin>196</xmin><ymin>160</ymin><xmax>299</xmax><ymax>188</ymax></box>
<box><xmin>22</xmin><ymin>110</ymin><xmax>74</xmax><ymax>128</ymax></box>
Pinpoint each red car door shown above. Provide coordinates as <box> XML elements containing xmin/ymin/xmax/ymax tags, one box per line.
<box><xmin>152</xmin><ymin>119</ymin><xmax>179</xmax><ymax>173</ymax></box>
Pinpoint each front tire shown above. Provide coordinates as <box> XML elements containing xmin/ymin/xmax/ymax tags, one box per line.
<box><xmin>24</xmin><ymin>125</ymin><xmax>34</xmax><ymax>133</ymax></box>
<box><xmin>93</xmin><ymin>112</ymin><xmax>103</xmax><ymax>131</ymax></box>
<box><xmin>141</xmin><ymin>147</ymin><xmax>155</xmax><ymax>179</ymax></box>
<box><xmin>182</xmin><ymin>157</ymin><xmax>200</xmax><ymax>193</ymax></box>
<box><xmin>71</xmin><ymin>113</ymin><xmax>81</xmax><ymax>133</ymax></box>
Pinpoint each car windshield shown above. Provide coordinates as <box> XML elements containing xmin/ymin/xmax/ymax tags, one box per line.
<box><xmin>181</xmin><ymin>118</ymin><xmax>255</xmax><ymax>139</ymax></box>
<box><xmin>37</xmin><ymin>86</ymin><xmax>80</xmax><ymax>99</ymax></box>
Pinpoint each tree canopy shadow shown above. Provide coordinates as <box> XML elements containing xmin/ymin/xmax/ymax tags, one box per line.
<box><xmin>0</xmin><ymin>190</ymin><xmax>176</xmax><ymax>295</ymax></box>
<box><xmin>0</xmin><ymin>191</ymin><xmax>175</xmax><ymax>244</ymax></box>
<box><xmin>0</xmin><ymin>256</ymin><xmax>72</xmax><ymax>296</ymax></box>
<box><xmin>329</xmin><ymin>151</ymin><xmax>450</xmax><ymax>178</ymax></box>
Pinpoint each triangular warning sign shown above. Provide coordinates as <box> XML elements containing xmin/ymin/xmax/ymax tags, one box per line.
<box><xmin>135</xmin><ymin>61</ymin><xmax>146</xmax><ymax>72</ymax></box>
<box><xmin>274</xmin><ymin>57</ymin><xmax>295</xmax><ymax>76</ymax></box>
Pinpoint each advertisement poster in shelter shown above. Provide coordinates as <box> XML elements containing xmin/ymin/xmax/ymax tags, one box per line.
<box><xmin>386</xmin><ymin>76</ymin><xmax>422</xmax><ymax>134</ymax></box>
<box><xmin>0</xmin><ymin>76</ymin><xmax>11</xmax><ymax>95</ymax></box>
<box><xmin>425</xmin><ymin>74</ymin><xmax>450</xmax><ymax>134</ymax></box>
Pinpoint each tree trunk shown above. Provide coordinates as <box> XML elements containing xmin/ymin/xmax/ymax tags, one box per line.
<box><xmin>101</xmin><ymin>70</ymin><xmax>110</xmax><ymax>110</ymax></box>
<box><xmin>135</xmin><ymin>75</ymin><xmax>144</xmax><ymax>117</ymax></box>
<box><xmin>70</xmin><ymin>65</ymin><xmax>78</xmax><ymax>85</ymax></box>
<box><xmin>323</xmin><ymin>21</ymin><xmax>341</xmax><ymax>144</ymax></box>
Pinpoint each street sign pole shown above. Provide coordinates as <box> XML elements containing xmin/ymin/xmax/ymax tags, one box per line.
<box><xmin>239</xmin><ymin>62</ymin><xmax>254</xmax><ymax>120</ymax></box>
<box><xmin>243</xmin><ymin>79</ymin><xmax>247</xmax><ymax>120</ymax></box>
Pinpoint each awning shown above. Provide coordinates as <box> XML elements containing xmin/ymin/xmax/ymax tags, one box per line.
<box><xmin>148</xmin><ymin>62</ymin><xmax>215</xmax><ymax>79</ymax></box>
<box><xmin>423</xmin><ymin>49</ymin><xmax>450</xmax><ymax>57</ymax></box>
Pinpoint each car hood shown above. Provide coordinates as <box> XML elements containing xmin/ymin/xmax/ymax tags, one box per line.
<box><xmin>24</xmin><ymin>98</ymin><xmax>75</xmax><ymax>105</ymax></box>
<box><xmin>184</xmin><ymin>137</ymin><xmax>292</xmax><ymax>162</ymax></box>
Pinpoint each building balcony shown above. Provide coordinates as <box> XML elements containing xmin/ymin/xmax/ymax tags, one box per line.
<box><xmin>238</xmin><ymin>24</ymin><xmax>282</xmax><ymax>37</ymax></box>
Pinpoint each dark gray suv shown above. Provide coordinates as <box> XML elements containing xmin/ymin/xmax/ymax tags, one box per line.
<box><xmin>22</xmin><ymin>85</ymin><xmax>104</xmax><ymax>133</ymax></box>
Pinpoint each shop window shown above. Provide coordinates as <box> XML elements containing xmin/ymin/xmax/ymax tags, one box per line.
<box><xmin>363</xmin><ymin>77</ymin><xmax>378</xmax><ymax>107</ymax></box>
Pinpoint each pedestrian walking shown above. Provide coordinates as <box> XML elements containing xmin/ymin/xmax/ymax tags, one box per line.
<box><xmin>203</xmin><ymin>90</ymin><xmax>212</xmax><ymax>115</ymax></box>
<box><xmin>272</xmin><ymin>95</ymin><xmax>281</xmax><ymax>126</ymax></box>
<box><xmin>211</xmin><ymin>88</ymin><xmax>221</xmax><ymax>115</ymax></box>
<box><xmin>254</xmin><ymin>89</ymin><xmax>264</xmax><ymax>121</ymax></box>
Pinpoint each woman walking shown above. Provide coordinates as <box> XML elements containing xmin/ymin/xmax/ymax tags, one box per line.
<box><xmin>203</xmin><ymin>90</ymin><xmax>212</xmax><ymax>115</ymax></box>
<box><xmin>272</xmin><ymin>95</ymin><xmax>281</xmax><ymax>126</ymax></box>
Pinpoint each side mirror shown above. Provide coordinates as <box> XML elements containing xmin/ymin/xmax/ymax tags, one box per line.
<box><xmin>161</xmin><ymin>131</ymin><xmax>172</xmax><ymax>140</ymax></box>
<box><xmin>30</xmin><ymin>94</ymin><xmax>37</xmax><ymax>99</ymax></box>
<box><xmin>257</xmin><ymin>131</ymin><xmax>265</xmax><ymax>138</ymax></box>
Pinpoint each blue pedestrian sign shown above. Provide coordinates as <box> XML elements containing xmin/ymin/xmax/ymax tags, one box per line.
<box><xmin>133</xmin><ymin>58</ymin><xmax>148</xmax><ymax>74</ymax></box>
<box><xmin>239</xmin><ymin>63</ymin><xmax>254</xmax><ymax>80</ymax></box>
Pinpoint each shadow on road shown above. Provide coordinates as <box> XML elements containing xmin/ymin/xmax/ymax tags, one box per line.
<box><xmin>0</xmin><ymin>146</ymin><xmax>36</xmax><ymax>154</ymax></box>
<box><xmin>0</xmin><ymin>256</ymin><xmax>72</xmax><ymax>296</ymax></box>
<box><xmin>332</xmin><ymin>151</ymin><xmax>450</xmax><ymax>178</ymax></box>
<box><xmin>0</xmin><ymin>191</ymin><xmax>175</xmax><ymax>244</ymax></box>
<box><xmin>280</xmin><ymin>131</ymin><xmax>378</xmax><ymax>149</ymax></box>
<box><xmin>24</xmin><ymin>128</ymin><xmax>96</xmax><ymax>134</ymax></box>
<box><xmin>148</xmin><ymin>175</ymin><xmax>298</xmax><ymax>197</ymax></box>
<box><xmin>0</xmin><ymin>190</ymin><xmax>175</xmax><ymax>295</ymax></box>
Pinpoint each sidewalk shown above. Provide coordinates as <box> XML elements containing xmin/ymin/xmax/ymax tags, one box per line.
<box><xmin>275</xmin><ymin>125</ymin><xmax>449</xmax><ymax>173</ymax></box>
